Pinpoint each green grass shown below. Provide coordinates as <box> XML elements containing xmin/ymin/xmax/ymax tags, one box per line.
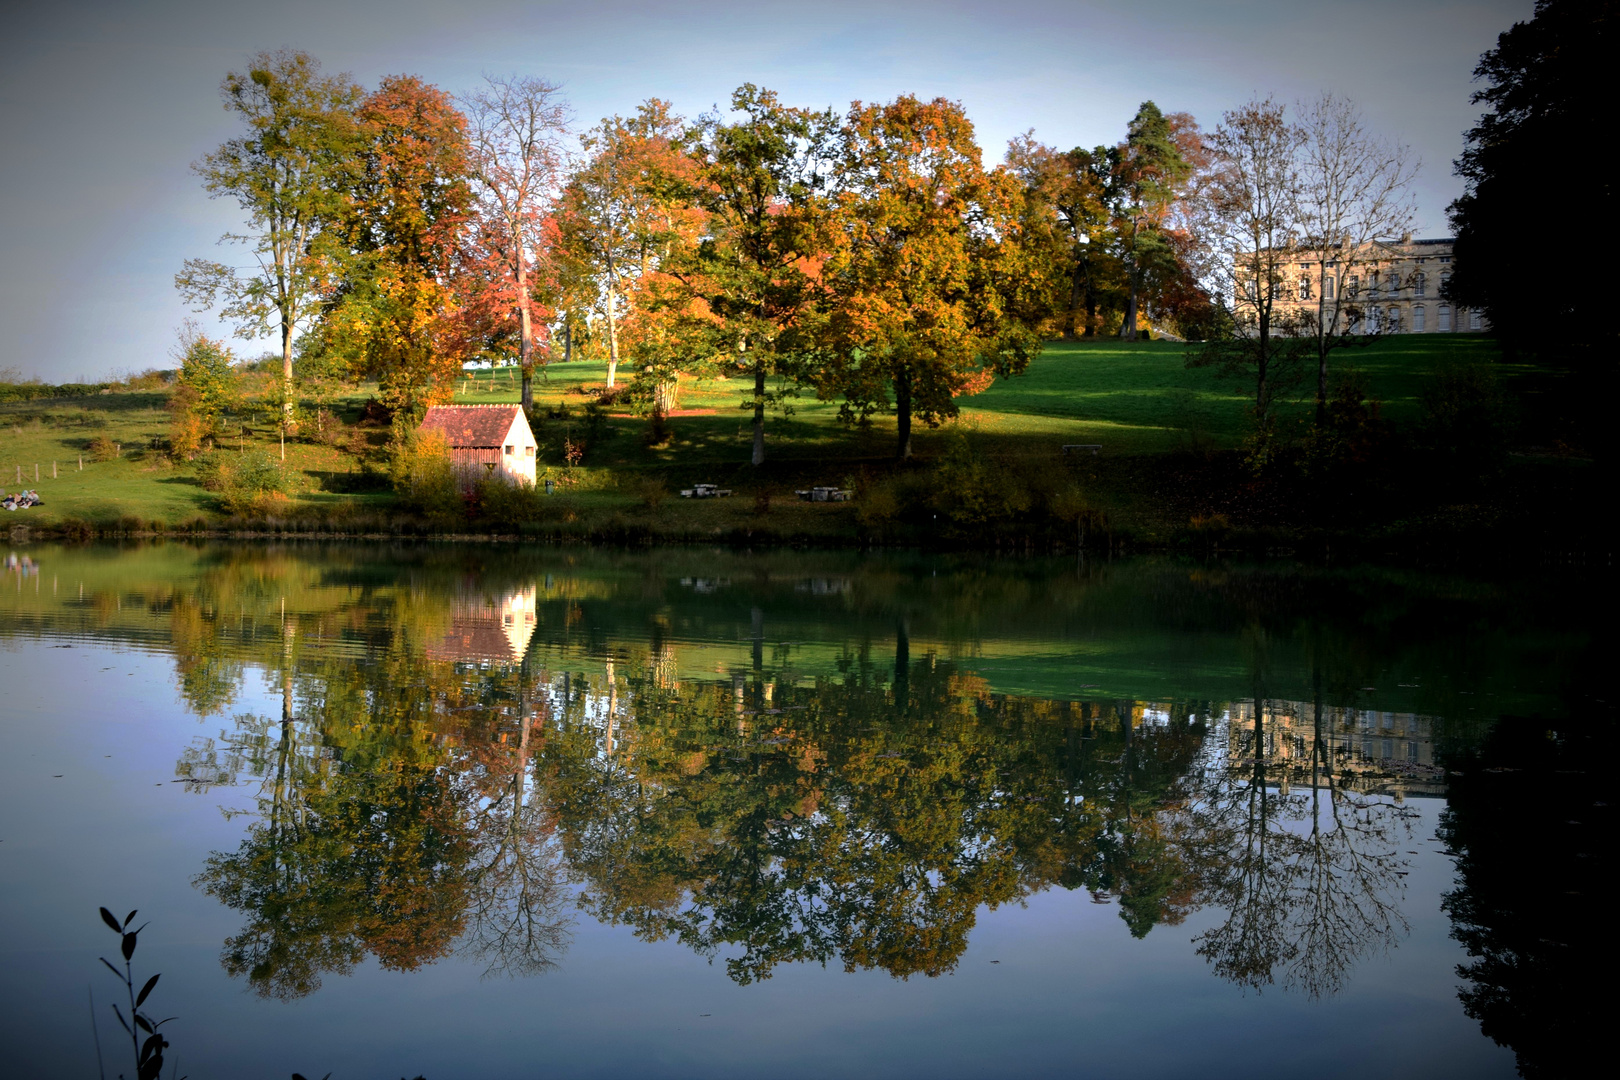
<box><xmin>0</xmin><ymin>333</ymin><xmax>1514</xmax><ymax>534</ymax></box>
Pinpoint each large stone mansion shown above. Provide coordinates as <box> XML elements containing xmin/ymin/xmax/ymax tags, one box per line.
<box><xmin>1251</xmin><ymin>235</ymin><xmax>1484</xmax><ymax>335</ymax></box>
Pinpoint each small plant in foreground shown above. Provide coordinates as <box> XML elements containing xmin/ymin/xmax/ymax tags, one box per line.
<box><xmin>98</xmin><ymin>906</ymin><xmax>182</xmax><ymax>1080</ymax></box>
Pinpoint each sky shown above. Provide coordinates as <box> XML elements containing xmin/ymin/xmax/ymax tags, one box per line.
<box><xmin>0</xmin><ymin>0</ymin><xmax>1530</xmax><ymax>381</ymax></box>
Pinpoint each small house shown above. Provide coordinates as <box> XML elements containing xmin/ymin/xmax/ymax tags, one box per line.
<box><xmin>418</xmin><ymin>404</ymin><xmax>538</xmax><ymax>488</ymax></box>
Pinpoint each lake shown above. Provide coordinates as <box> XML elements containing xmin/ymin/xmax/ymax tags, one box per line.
<box><xmin>0</xmin><ymin>542</ymin><xmax>1606</xmax><ymax>1078</ymax></box>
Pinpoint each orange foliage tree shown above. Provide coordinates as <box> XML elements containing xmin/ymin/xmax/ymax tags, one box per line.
<box><xmin>818</xmin><ymin>95</ymin><xmax>1047</xmax><ymax>460</ymax></box>
<box><xmin>313</xmin><ymin>75</ymin><xmax>474</xmax><ymax>411</ymax></box>
<box><xmin>557</xmin><ymin>99</ymin><xmax>705</xmax><ymax>392</ymax></box>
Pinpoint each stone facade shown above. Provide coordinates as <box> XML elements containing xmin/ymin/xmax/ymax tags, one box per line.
<box><xmin>1255</xmin><ymin>235</ymin><xmax>1485</xmax><ymax>335</ymax></box>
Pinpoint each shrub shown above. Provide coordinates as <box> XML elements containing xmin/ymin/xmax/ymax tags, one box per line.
<box><xmin>88</xmin><ymin>435</ymin><xmax>118</xmax><ymax>462</ymax></box>
<box><xmin>627</xmin><ymin>475</ymin><xmax>668</xmax><ymax>511</ymax></box>
<box><xmin>196</xmin><ymin>449</ymin><xmax>289</xmax><ymax>513</ymax></box>
<box><xmin>928</xmin><ymin>435</ymin><xmax>1032</xmax><ymax>532</ymax></box>
<box><xmin>1420</xmin><ymin>359</ymin><xmax>1512</xmax><ymax>478</ymax></box>
<box><xmin>387</xmin><ymin>427</ymin><xmax>461</xmax><ymax>523</ymax></box>
<box><xmin>475</xmin><ymin>476</ymin><xmax>542</xmax><ymax>530</ymax></box>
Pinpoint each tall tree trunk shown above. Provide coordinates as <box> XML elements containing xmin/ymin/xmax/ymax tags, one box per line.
<box><xmin>750</xmin><ymin>361</ymin><xmax>766</xmax><ymax>466</ymax></box>
<box><xmin>605</xmin><ymin>289</ymin><xmax>620</xmax><ymax>390</ymax></box>
<box><xmin>1314</xmin><ymin>273</ymin><xmax>1327</xmax><ymax>426</ymax></box>
<box><xmin>280</xmin><ymin>319</ymin><xmax>294</xmax><ymax>461</ymax></box>
<box><xmin>518</xmin><ymin>259</ymin><xmax>534</xmax><ymax>409</ymax></box>
<box><xmin>1120</xmin><ymin>268</ymin><xmax>1139</xmax><ymax>341</ymax></box>
<box><xmin>895</xmin><ymin>367</ymin><xmax>913</xmax><ymax>461</ymax></box>
<box><xmin>1066</xmin><ymin>261</ymin><xmax>1086</xmax><ymax>339</ymax></box>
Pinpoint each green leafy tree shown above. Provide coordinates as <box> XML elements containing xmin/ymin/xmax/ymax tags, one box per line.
<box><xmin>175</xmin><ymin>50</ymin><xmax>362</xmax><ymax>456</ymax></box>
<box><xmin>1113</xmin><ymin>102</ymin><xmax>1193</xmax><ymax>340</ymax></box>
<box><xmin>684</xmin><ymin>85</ymin><xmax>838</xmax><ymax>466</ymax></box>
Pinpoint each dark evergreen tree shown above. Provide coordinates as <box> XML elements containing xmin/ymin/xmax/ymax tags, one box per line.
<box><xmin>1447</xmin><ymin>1</ymin><xmax>1615</xmax><ymax>358</ymax></box>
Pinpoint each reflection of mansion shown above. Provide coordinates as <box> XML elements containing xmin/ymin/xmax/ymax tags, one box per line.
<box><xmin>424</xmin><ymin>587</ymin><xmax>538</xmax><ymax>666</ymax></box>
<box><xmin>1227</xmin><ymin>699</ymin><xmax>1444</xmax><ymax>798</ymax></box>
<box><xmin>1250</xmin><ymin>236</ymin><xmax>1485</xmax><ymax>336</ymax></box>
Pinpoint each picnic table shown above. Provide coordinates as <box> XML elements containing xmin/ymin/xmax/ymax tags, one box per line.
<box><xmin>795</xmin><ymin>486</ymin><xmax>853</xmax><ymax>502</ymax></box>
<box><xmin>680</xmin><ymin>483</ymin><xmax>733</xmax><ymax>498</ymax></box>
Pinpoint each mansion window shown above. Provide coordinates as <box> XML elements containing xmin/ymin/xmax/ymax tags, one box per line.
<box><xmin>1298</xmin><ymin>276</ymin><xmax>1312</xmax><ymax>300</ymax></box>
<box><xmin>1414</xmin><ymin>272</ymin><xmax>1426</xmax><ymax>298</ymax></box>
<box><xmin>1323</xmin><ymin>276</ymin><xmax>1335</xmax><ymax>300</ymax></box>
<box><xmin>1386</xmin><ymin>308</ymin><xmax>1400</xmax><ymax>333</ymax></box>
<box><xmin>1438</xmin><ymin>304</ymin><xmax>1452</xmax><ymax>331</ymax></box>
<box><xmin>1413</xmin><ymin>305</ymin><xmax>1426</xmax><ymax>332</ymax></box>
<box><xmin>1368</xmin><ymin>272</ymin><xmax>1381</xmax><ymax>298</ymax></box>
<box><xmin>1270</xmin><ymin>280</ymin><xmax>1284</xmax><ymax>300</ymax></box>
<box><xmin>1347</xmin><ymin>275</ymin><xmax>1360</xmax><ymax>295</ymax></box>
<box><xmin>1469</xmin><ymin>310</ymin><xmax>1482</xmax><ymax>331</ymax></box>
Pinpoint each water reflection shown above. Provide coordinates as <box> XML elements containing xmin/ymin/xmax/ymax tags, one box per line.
<box><xmin>2</xmin><ymin>542</ymin><xmax>1602</xmax><ymax>1076</ymax></box>
<box><xmin>153</xmin><ymin>578</ymin><xmax>1437</xmax><ymax>999</ymax></box>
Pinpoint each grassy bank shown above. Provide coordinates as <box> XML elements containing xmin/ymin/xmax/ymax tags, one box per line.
<box><xmin>1</xmin><ymin>335</ymin><xmax>1602</xmax><ymax>556</ymax></box>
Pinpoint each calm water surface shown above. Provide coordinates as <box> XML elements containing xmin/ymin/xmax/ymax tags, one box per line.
<box><xmin>0</xmin><ymin>543</ymin><xmax>1607</xmax><ymax>1079</ymax></box>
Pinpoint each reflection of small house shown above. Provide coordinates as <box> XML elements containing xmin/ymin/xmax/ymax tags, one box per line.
<box><xmin>425</xmin><ymin>587</ymin><xmax>538</xmax><ymax>665</ymax></box>
<box><xmin>418</xmin><ymin>405</ymin><xmax>537</xmax><ymax>487</ymax></box>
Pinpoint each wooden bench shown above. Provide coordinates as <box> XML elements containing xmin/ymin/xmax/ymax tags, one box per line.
<box><xmin>680</xmin><ymin>484</ymin><xmax>733</xmax><ymax>498</ymax></box>
<box><xmin>1062</xmin><ymin>444</ymin><xmax>1102</xmax><ymax>456</ymax></box>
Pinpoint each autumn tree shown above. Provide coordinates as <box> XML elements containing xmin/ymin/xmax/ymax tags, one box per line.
<box><xmin>1293</xmin><ymin>94</ymin><xmax>1417</xmax><ymax>422</ymax></box>
<box><xmin>315</xmin><ymin>75</ymin><xmax>474</xmax><ymax>411</ymax></box>
<box><xmin>176</xmin><ymin>50</ymin><xmax>362</xmax><ymax>455</ymax></box>
<box><xmin>1005</xmin><ymin>136</ymin><xmax>1118</xmax><ymax>337</ymax></box>
<box><xmin>557</xmin><ymin>99</ymin><xmax>703</xmax><ymax>391</ymax></box>
<box><xmin>461</xmin><ymin>75</ymin><xmax>570</xmax><ymax>409</ymax></box>
<box><xmin>819</xmin><ymin>95</ymin><xmax>1044</xmax><ymax>460</ymax></box>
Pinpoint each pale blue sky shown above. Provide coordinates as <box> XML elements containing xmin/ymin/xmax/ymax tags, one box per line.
<box><xmin>1</xmin><ymin>0</ymin><xmax>1528</xmax><ymax>379</ymax></box>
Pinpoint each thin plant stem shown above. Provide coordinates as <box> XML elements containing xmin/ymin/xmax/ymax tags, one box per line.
<box><xmin>89</xmin><ymin>984</ymin><xmax>106</xmax><ymax>1080</ymax></box>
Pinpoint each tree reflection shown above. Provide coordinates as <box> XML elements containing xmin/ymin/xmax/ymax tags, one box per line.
<box><xmin>1180</xmin><ymin>658</ymin><xmax>1411</xmax><ymax>999</ymax></box>
<box><xmin>150</xmin><ymin>556</ymin><xmax>1446</xmax><ymax>1002</ymax></box>
<box><xmin>181</xmin><ymin>596</ymin><xmax>572</xmax><ymax>998</ymax></box>
<box><xmin>1438</xmin><ymin>705</ymin><xmax>1611</xmax><ymax>1079</ymax></box>
<box><xmin>540</xmin><ymin>639</ymin><xmax>1210</xmax><ymax>984</ymax></box>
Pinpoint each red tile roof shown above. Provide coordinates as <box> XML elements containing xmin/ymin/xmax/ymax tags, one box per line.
<box><xmin>419</xmin><ymin>405</ymin><xmax>521</xmax><ymax>448</ymax></box>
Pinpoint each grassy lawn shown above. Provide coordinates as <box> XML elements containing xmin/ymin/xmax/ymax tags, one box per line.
<box><xmin>1</xmin><ymin>333</ymin><xmax>1514</xmax><ymax>535</ymax></box>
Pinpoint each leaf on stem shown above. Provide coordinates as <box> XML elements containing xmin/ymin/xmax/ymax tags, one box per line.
<box><xmin>121</xmin><ymin>932</ymin><xmax>138</xmax><ymax>961</ymax></box>
<box><xmin>136</xmin><ymin>973</ymin><xmax>160</xmax><ymax>1007</ymax></box>
<box><xmin>99</xmin><ymin>907</ymin><xmax>122</xmax><ymax>932</ymax></box>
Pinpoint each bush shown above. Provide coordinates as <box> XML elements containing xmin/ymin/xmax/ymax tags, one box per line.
<box><xmin>475</xmin><ymin>476</ymin><xmax>542</xmax><ymax>530</ymax></box>
<box><xmin>627</xmin><ymin>475</ymin><xmax>668</xmax><ymax>511</ymax></box>
<box><xmin>87</xmin><ymin>435</ymin><xmax>118</xmax><ymax>462</ymax></box>
<box><xmin>387</xmin><ymin>428</ymin><xmax>461</xmax><ymax>523</ymax></box>
<box><xmin>196</xmin><ymin>449</ymin><xmax>289</xmax><ymax>513</ymax></box>
<box><xmin>928</xmin><ymin>435</ymin><xmax>1032</xmax><ymax>532</ymax></box>
<box><xmin>1420</xmin><ymin>360</ymin><xmax>1512</xmax><ymax>476</ymax></box>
